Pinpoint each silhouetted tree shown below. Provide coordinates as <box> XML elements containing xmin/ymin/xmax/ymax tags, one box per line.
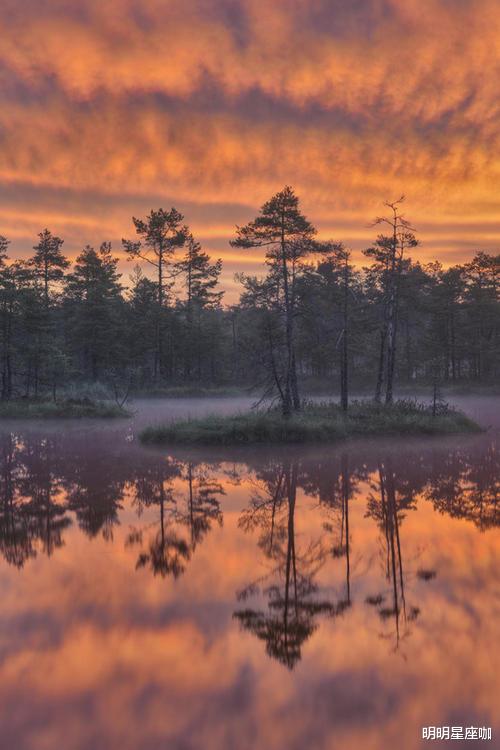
<box><xmin>0</xmin><ymin>203</ymin><xmax>497</xmax><ymax>400</ymax></box>
<box><xmin>365</xmin><ymin>198</ymin><xmax>418</xmax><ymax>403</ymax></box>
<box><xmin>365</xmin><ymin>458</ymin><xmax>421</xmax><ymax>650</ymax></box>
<box><xmin>174</xmin><ymin>462</ymin><xmax>224</xmax><ymax>551</ymax></box>
<box><xmin>231</xmin><ymin>187</ymin><xmax>320</xmax><ymax>415</ymax></box>
<box><xmin>461</xmin><ymin>252</ymin><xmax>499</xmax><ymax>380</ymax></box>
<box><xmin>123</xmin><ymin>209</ymin><xmax>187</xmax><ymax>381</ymax></box>
<box><xmin>175</xmin><ymin>233</ymin><xmax>223</xmax><ymax>379</ymax></box>
<box><xmin>64</xmin><ymin>243</ymin><xmax>124</xmax><ymax>380</ymax></box>
<box><xmin>235</xmin><ymin>461</ymin><xmax>335</xmax><ymax>668</ymax></box>
<box><xmin>30</xmin><ymin>229</ymin><xmax>69</xmax><ymax>307</ymax></box>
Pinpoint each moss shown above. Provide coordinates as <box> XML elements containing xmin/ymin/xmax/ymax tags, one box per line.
<box><xmin>0</xmin><ymin>398</ymin><xmax>131</xmax><ymax>419</ymax></box>
<box><xmin>139</xmin><ymin>399</ymin><xmax>482</xmax><ymax>446</ymax></box>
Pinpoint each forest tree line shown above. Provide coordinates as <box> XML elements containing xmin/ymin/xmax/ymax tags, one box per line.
<box><xmin>0</xmin><ymin>188</ymin><xmax>498</xmax><ymax>406</ymax></box>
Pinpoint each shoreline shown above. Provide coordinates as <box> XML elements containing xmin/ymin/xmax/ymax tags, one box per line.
<box><xmin>0</xmin><ymin>399</ymin><xmax>131</xmax><ymax>419</ymax></box>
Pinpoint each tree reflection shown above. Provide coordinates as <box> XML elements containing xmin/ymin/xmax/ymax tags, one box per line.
<box><xmin>19</xmin><ymin>435</ymin><xmax>71</xmax><ymax>556</ymax></box>
<box><xmin>173</xmin><ymin>462</ymin><xmax>224</xmax><ymax>551</ymax></box>
<box><xmin>425</xmin><ymin>441</ymin><xmax>499</xmax><ymax>530</ymax></box>
<box><xmin>127</xmin><ymin>459</ymin><xmax>189</xmax><ymax>578</ymax></box>
<box><xmin>234</xmin><ymin>461</ymin><xmax>335</xmax><ymax>669</ymax></box>
<box><xmin>127</xmin><ymin>460</ymin><xmax>224</xmax><ymax>578</ymax></box>
<box><xmin>322</xmin><ymin>453</ymin><xmax>355</xmax><ymax>610</ymax></box>
<box><xmin>0</xmin><ymin>430</ymin><xmax>227</xmax><ymax>572</ymax></box>
<box><xmin>0</xmin><ymin>432</ymin><xmax>71</xmax><ymax>566</ymax></box>
<box><xmin>63</xmin><ymin>439</ymin><xmax>126</xmax><ymax>540</ymax></box>
<box><xmin>365</xmin><ymin>458</ymin><xmax>421</xmax><ymax>650</ymax></box>
<box><xmin>0</xmin><ymin>434</ymin><xmax>37</xmax><ymax>567</ymax></box>
<box><xmin>0</xmin><ymin>425</ymin><xmax>496</xmax><ymax>607</ymax></box>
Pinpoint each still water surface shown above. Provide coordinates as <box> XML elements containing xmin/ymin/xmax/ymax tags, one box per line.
<box><xmin>0</xmin><ymin>397</ymin><xmax>498</xmax><ymax>750</ymax></box>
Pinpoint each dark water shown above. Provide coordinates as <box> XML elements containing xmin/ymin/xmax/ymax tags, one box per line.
<box><xmin>0</xmin><ymin>397</ymin><xmax>498</xmax><ymax>750</ymax></box>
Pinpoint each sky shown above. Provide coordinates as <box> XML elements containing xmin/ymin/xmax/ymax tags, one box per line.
<box><xmin>1</xmin><ymin>0</ymin><xmax>499</xmax><ymax>298</ymax></box>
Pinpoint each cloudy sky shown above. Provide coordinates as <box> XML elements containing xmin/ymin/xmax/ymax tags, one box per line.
<box><xmin>1</xmin><ymin>0</ymin><xmax>499</xmax><ymax>296</ymax></box>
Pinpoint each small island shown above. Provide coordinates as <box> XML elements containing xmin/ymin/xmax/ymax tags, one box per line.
<box><xmin>139</xmin><ymin>400</ymin><xmax>481</xmax><ymax>446</ymax></box>
<box><xmin>0</xmin><ymin>398</ymin><xmax>131</xmax><ymax>419</ymax></box>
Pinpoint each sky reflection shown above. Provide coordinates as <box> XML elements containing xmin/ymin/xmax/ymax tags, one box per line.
<box><xmin>0</xmin><ymin>420</ymin><xmax>498</xmax><ymax>749</ymax></box>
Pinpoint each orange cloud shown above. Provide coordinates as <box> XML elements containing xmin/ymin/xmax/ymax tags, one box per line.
<box><xmin>1</xmin><ymin>0</ymin><xmax>499</xmax><ymax>299</ymax></box>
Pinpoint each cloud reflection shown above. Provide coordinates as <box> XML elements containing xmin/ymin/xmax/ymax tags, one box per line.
<box><xmin>0</xmin><ymin>425</ymin><xmax>498</xmax><ymax>748</ymax></box>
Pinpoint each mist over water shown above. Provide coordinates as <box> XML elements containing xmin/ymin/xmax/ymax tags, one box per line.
<box><xmin>0</xmin><ymin>395</ymin><xmax>498</xmax><ymax>750</ymax></box>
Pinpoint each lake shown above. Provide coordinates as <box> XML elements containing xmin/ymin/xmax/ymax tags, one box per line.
<box><xmin>0</xmin><ymin>396</ymin><xmax>498</xmax><ymax>749</ymax></box>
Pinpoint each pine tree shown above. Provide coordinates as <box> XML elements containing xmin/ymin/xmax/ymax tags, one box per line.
<box><xmin>127</xmin><ymin>266</ymin><xmax>158</xmax><ymax>384</ymax></box>
<box><xmin>30</xmin><ymin>229</ymin><xmax>69</xmax><ymax>307</ymax></box>
<box><xmin>461</xmin><ymin>252</ymin><xmax>500</xmax><ymax>380</ymax></box>
<box><xmin>0</xmin><ymin>236</ymin><xmax>13</xmax><ymax>399</ymax></box>
<box><xmin>175</xmin><ymin>234</ymin><xmax>223</xmax><ymax>379</ymax></box>
<box><xmin>65</xmin><ymin>243</ymin><xmax>124</xmax><ymax>381</ymax></box>
<box><xmin>231</xmin><ymin>187</ymin><xmax>319</xmax><ymax>415</ymax></box>
<box><xmin>365</xmin><ymin>198</ymin><xmax>418</xmax><ymax>403</ymax></box>
<box><xmin>123</xmin><ymin>209</ymin><xmax>187</xmax><ymax>382</ymax></box>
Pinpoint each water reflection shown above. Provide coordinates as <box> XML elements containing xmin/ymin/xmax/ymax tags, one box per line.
<box><xmin>0</xmin><ymin>430</ymin><xmax>497</xmax><ymax>577</ymax></box>
<box><xmin>0</xmin><ymin>425</ymin><xmax>498</xmax><ymax>749</ymax></box>
<box><xmin>126</xmin><ymin>460</ymin><xmax>224</xmax><ymax>578</ymax></box>
<box><xmin>0</xmin><ymin>433</ymin><xmax>71</xmax><ymax>567</ymax></box>
<box><xmin>234</xmin><ymin>460</ymin><xmax>336</xmax><ymax>669</ymax></box>
<box><xmin>424</xmin><ymin>443</ymin><xmax>499</xmax><ymax>530</ymax></box>
<box><xmin>232</xmin><ymin>449</ymin><xmax>450</xmax><ymax>664</ymax></box>
<box><xmin>365</xmin><ymin>459</ymin><xmax>420</xmax><ymax>651</ymax></box>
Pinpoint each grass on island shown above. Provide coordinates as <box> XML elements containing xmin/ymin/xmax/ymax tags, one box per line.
<box><xmin>139</xmin><ymin>398</ymin><xmax>482</xmax><ymax>446</ymax></box>
<box><xmin>0</xmin><ymin>397</ymin><xmax>131</xmax><ymax>419</ymax></box>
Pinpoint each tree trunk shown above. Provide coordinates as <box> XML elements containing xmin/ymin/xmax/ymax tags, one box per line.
<box><xmin>188</xmin><ymin>463</ymin><xmax>194</xmax><ymax>549</ymax></box>
<box><xmin>155</xmin><ymin>247</ymin><xmax>164</xmax><ymax>383</ymax></box>
<box><xmin>450</xmin><ymin>310</ymin><xmax>456</xmax><ymax>381</ymax></box>
<box><xmin>341</xmin><ymin>453</ymin><xmax>350</xmax><ymax>602</ymax></box>
<box><xmin>283</xmin><ymin>462</ymin><xmax>298</xmax><ymax>654</ymax></box>
<box><xmin>384</xmin><ymin>215</ymin><xmax>401</xmax><ymax>405</ymax></box>
<box><xmin>375</xmin><ymin>328</ymin><xmax>386</xmax><ymax>403</ymax></box>
<box><xmin>44</xmin><ymin>260</ymin><xmax>49</xmax><ymax>308</ymax></box>
<box><xmin>404</xmin><ymin>317</ymin><xmax>412</xmax><ymax>382</ymax></box>
<box><xmin>185</xmin><ymin>265</ymin><xmax>193</xmax><ymax>379</ymax></box>
<box><xmin>340</xmin><ymin>259</ymin><xmax>349</xmax><ymax>411</ymax></box>
<box><xmin>290</xmin><ymin>351</ymin><xmax>300</xmax><ymax>410</ymax></box>
<box><xmin>385</xmin><ymin>281</ymin><xmax>397</xmax><ymax>404</ymax></box>
<box><xmin>280</xmin><ymin>226</ymin><xmax>294</xmax><ymax>417</ymax></box>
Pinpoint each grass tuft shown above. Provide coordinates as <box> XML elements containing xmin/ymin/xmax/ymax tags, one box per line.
<box><xmin>139</xmin><ymin>399</ymin><xmax>482</xmax><ymax>446</ymax></box>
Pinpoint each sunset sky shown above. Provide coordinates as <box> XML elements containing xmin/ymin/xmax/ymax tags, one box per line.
<box><xmin>1</xmin><ymin>0</ymin><xmax>499</xmax><ymax>297</ymax></box>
